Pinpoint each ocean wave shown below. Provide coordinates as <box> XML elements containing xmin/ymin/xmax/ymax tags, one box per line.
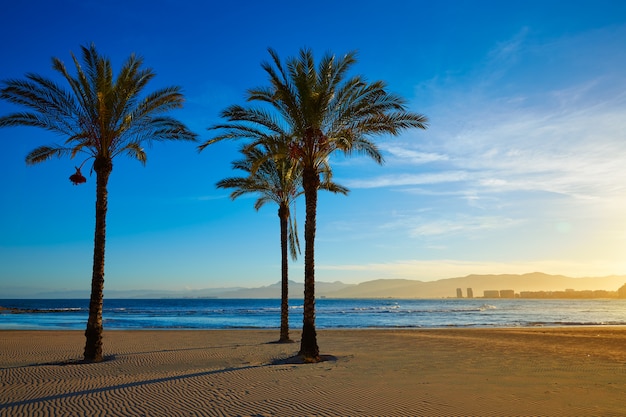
<box><xmin>3</xmin><ymin>298</ymin><xmax>626</xmax><ymax>330</ymax></box>
<box><xmin>0</xmin><ymin>307</ymin><xmax>85</xmax><ymax>314</ymax></box>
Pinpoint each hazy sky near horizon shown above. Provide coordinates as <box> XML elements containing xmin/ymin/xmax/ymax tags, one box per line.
<box><xmin>1</xmin><ymin>1</ymin><xmax>626</xmax><ymax>297</ymax></box>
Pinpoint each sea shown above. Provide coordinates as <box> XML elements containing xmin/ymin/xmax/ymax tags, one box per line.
<box><xmin>1</xmin><ymin>298</ymin><xmax>626</xmax><ymax>330</ymax></box>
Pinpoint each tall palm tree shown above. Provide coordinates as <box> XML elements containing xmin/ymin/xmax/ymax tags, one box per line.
<box><xmin>203</xmin><ymin>48</ymin><xmax>428</xmax><ymax>362</ymax></box>
<box><xmin>213</xmin><ymin>141</ymin><xmax>347</xmax><ymax>343</ymax></box>
<box><xmin>0</xmin><ymin>44</ymin><xmax>197</xmax><ymax>362</ymax></box>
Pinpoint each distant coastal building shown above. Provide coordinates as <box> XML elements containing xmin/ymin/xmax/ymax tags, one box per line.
<box><xmin>456</xmin><ymin>288</ymin><xmax>463</xmax><ymax>298</ymax></box>
<box><xmin>483</xmin><ymin>290</ymin><xmax>500</xmax><ymax>298</ymax></box>
<box><xmin>519</xmin><ymin>289</ymin><xmax>617</xmax><ymax>299</ymax></box>
<box><xmin>468</xmin><ymin>285</ymin><xmax>626</xmax><ymax>299</ymax></box>
<box><xmin>499</xmin><ymin>289</ymin><xmax>515</xmax><ymax>299</ymax></box>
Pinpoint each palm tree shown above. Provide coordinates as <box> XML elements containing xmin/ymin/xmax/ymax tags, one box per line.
<box><xmin>203</xmin><ymin>48</ymin><xmax>428</xmax><ymax>362</ymax></box>
<box><xmin>0</xmin><ymin>44</ymin><xmax>197</xmax><ymax>362</ymax></box>
<box><xmin>216</xmin><ymin>143</ymin><xmax>301</xmax><ymax>343</ymax></box>
<box><xmin>213</xmin><ymin>140</ymin><xmax>348</xmax><ymax>343</ymax></box>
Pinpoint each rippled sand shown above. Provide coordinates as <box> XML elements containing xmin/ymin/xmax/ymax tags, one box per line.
<box><xmin>1</xmin><ymin>328</ymin><xmax>625</xmax><ymax>416</ymax></box>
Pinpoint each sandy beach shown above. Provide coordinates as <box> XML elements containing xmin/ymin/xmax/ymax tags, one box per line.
<box><xmin>1</xmin><ymin>328</ymin><xmax>625</xmax><ymax>416</ymax></box>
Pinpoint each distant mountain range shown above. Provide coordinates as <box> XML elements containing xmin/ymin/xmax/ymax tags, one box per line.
<box><xmin>319</xmin><ymin>273</ymin><xmax>626</xmax><ymax>299</ymax></box>
<box><xmin>11</xmin><ymin>272</ymin><xmax>626</xmax><ymax>299</ymax></box>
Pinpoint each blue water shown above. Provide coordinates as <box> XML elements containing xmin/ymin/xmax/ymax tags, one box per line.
<box><xmin>1</xmin><ymin>298</ymin><xmax>626</xmax><ymax>330</ymax></box>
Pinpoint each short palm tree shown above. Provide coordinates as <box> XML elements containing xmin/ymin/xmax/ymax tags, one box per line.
<box><xmin>203</xmin><ymin>47</ymin><xmax>428</xmax><ymax>362</ymax></box>
<box><xmin>216</xmin><ymin>142</ymin><xmax>302</xmax><ymax>343</ymax></box>
<box><xmin>213</xmin><ymin>140</ymin><xmax>347</xmax><ymax>343</ymax></box>
<box><xmin>0</xmin><ymin>44</ymin><xmax>197</xmax><ymax>362</ymax></box>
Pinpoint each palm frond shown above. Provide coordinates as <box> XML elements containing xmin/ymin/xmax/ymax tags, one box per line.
<box><xmin>25</xmin><ymin>145</ymin><xmax>71</xmax><ymax>165</ymax></box>
<box><xmin>2</xmin><ymin>43</ymin><xmax>197</xmax><ymax>171</ymax></box>
<box><xmin>288</xmin><ymin>213</ymin><xmax>301</xmax><ymax>260</ymax></box>
<box><xmin>215</xmin><ymin>138</ymin><xmax>304</xmax><ymax>258</ymax></box>
<box><xmin>121</xmin><ymin>142</ymin><xmax>147</xmax><ymax>165</ymax></box>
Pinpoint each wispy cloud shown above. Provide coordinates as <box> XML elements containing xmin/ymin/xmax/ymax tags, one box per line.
<box><xmin>409</xmin><ymin>216</ymin><xmax>523</xmax><ymax>237</ymax></box>
<box><xmin>344</xmin><ymin>171</ymin><xmax>468</xmax><ymax>188</ymax></box>
<box><xmin>442</xmin><ymin>92</ymin><xmax>626</xmax><ymax>202</ymax></box>
<box><xmin>386</xmin><ymin>68</ymin><xmax>626</xmax><ymax>207</ymax></box>
<box><xmin>378</xmin><ymin>144</ymin><xmax>449</xmax><ymax>164</ymax></box>
<box><xmin>345</xmin><ymin>85</ymin><xmax>626</xmax><ymax>205</ymax></box>
<box><xmin>193</xmin><ymin>194</ymin><xmax>228</xmax><ymax>202</ymax></box>
<box><xmin>375</xmin><ymin>211</ymin><xmax>523</xmax><ymax>239</ymax></box>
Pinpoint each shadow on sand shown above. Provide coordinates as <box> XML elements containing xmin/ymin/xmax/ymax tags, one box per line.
<box><xmin>271</xmin><ymin>354</ymin><xmax>337</xmax><ymax>365</ymax></box>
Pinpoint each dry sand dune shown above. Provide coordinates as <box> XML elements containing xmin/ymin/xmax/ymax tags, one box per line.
<box><xmin>1</xmin><ymin>328</ymin><xmax>625</xmax><ymax>416</ymax></box>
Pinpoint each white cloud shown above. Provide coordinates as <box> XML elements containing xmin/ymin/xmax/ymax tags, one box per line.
<box><xmin>345</xmin><ymin>171</ymin><xmax>468</xmax><ymax>188</ymax></box>
<box><xmin>192</xmin><ymin>194</ymin><xmax>228</xmax><ymax>202</ymax></box>
<box><xmin>409</xmin><ymin>70</ymin><xmax>626</xmax><ymax>208</ymax></box>
<box><xmin>409</xmin><ymin>216</ymin><xmax>523</xmax><ymax>237</ymax></box>
<box><xmin>344</xmin><ymin>80</ymin><xmax>626</xmax><ymax>207</ymax></box>
<box><xmin>378</xmin><ymin>144</ymin><xmax>448</xmax><ymax>164</ymax></box>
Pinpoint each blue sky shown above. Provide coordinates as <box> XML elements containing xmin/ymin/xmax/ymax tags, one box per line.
<box><xmin>1</xmin><ymin>1</ymin><xmax>626</xmax><ymax>297</ymax></box>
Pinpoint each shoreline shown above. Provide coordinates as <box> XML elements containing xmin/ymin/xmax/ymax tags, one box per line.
<box><xmin>2</xmin><ymin>328</ymin><xmax>625</xmax><ymax>416</ymax></box>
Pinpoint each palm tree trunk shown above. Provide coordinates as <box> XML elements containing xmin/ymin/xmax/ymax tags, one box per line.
<box><xmin>84</xmin><ymin>157</ymin><xmax>112</xmax><ymax>362</ymax></box>
<box><xmin>299</xmin><ymin>166</ymin><xmax>320</xmax><ymax>362</ymax></box>
<box><xmin>278</xmin><ymin>203</ymin><xmax>291</xmax><ymax>343</ymax></box>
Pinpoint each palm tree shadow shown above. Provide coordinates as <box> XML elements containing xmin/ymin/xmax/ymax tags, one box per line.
<box><xmin>3</xmin><ymin>363</ymin><xmax>264</xmax><ymax>409</ymax></box>
<box><xmin>271</xmin><ymin>354</ymin><xmax>337</xmax><ymax>365</ymax></box>
<box><xmin>2</xmin><ymin>337</ymin><xmax>344</xmax><ymax>412</ymax></box>
<box><xmin>52</xmin><ymin>356</ymin><xmax>118</xmax><ymax>366</ymax></box>
<box><xmin>2</xmin><ymin>342</ymin><xmax>272</xmax><ymax>371</ymax></box>
<box><xmin>4</xmin><ymin>355</ymin><xmax>118</xmax><ymax>369</ymax></box>
<box><xmin>3</xmin><ymin>354</ymin><xmax>340</xmax><ymax>410</ymax></box>
<box><xmin>267</xmin><ymin>339</ymin><xmax>296</xmax><ymax>345</ymax></box>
